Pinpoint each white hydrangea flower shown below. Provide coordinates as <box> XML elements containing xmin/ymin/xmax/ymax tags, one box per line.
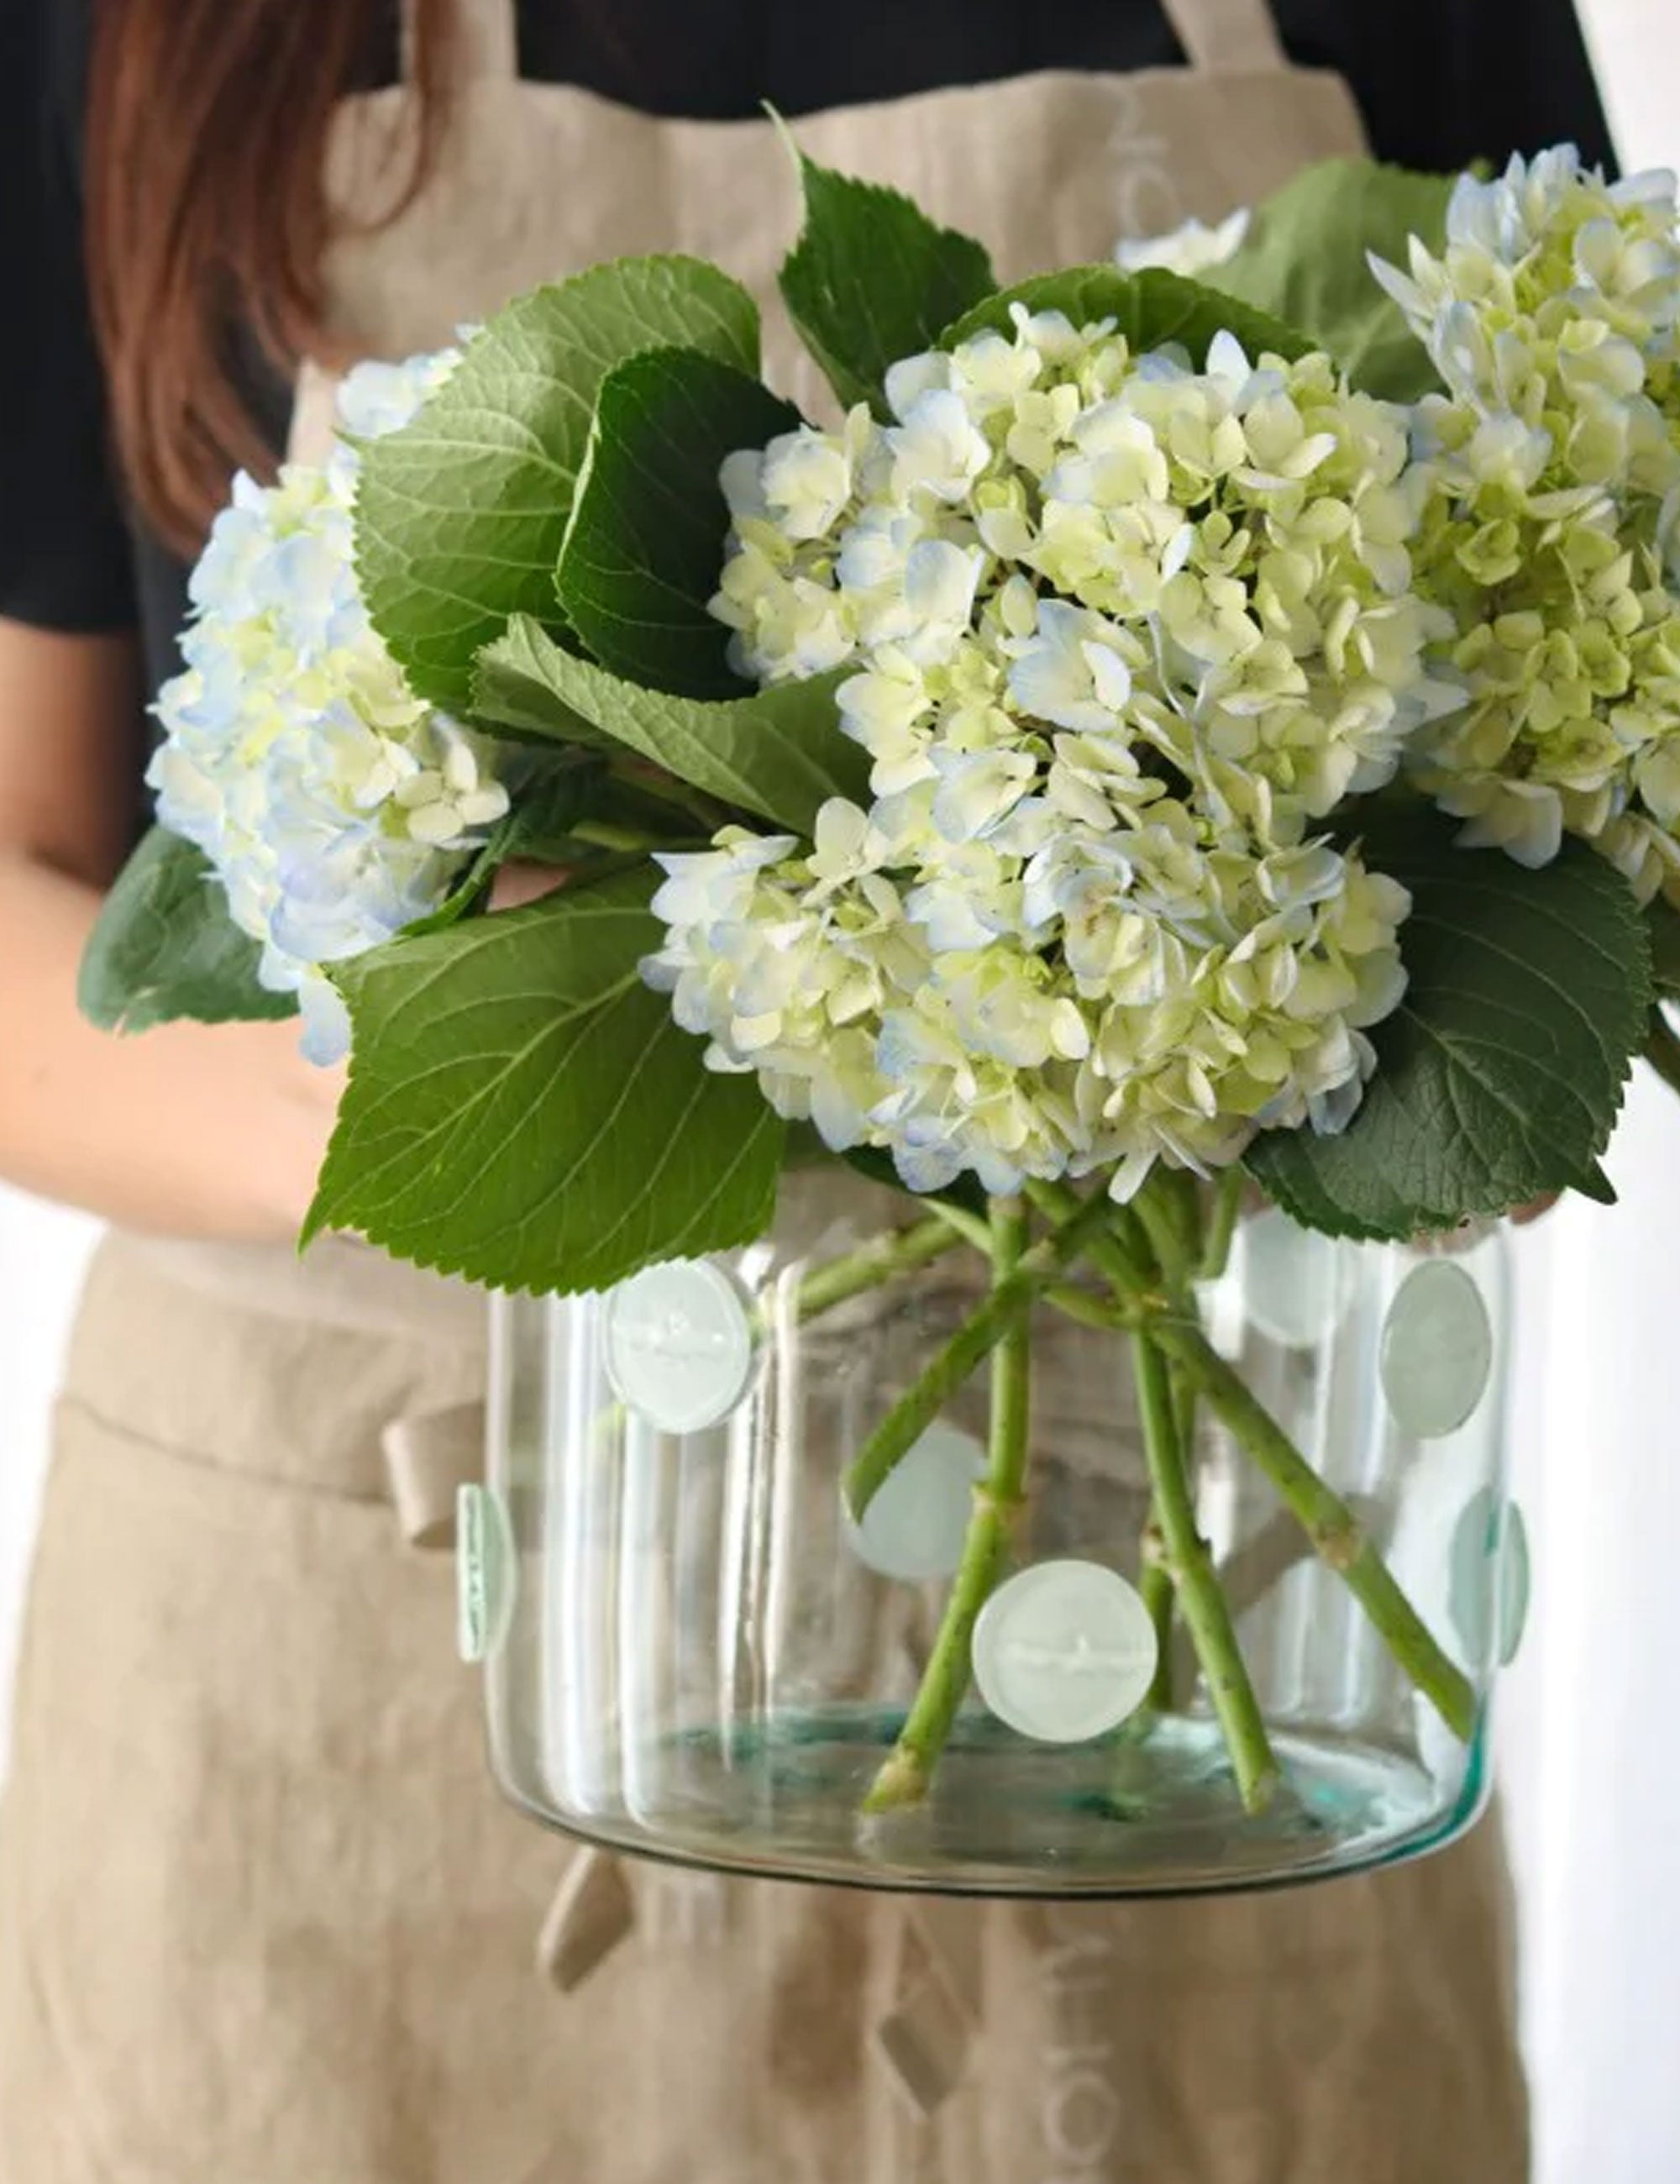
<box><xmin>718</xmin><ymin>321</ymin><xmax>1449</xmax><ymax>832</ymax></box>
<box><xmin>645</xmin><ymin>789</ymin><xmax>1410</xmax><ymax>1202</ymax></box>
<box><xmin>1372</xmin><ymin>147</ymin><xmax>1680</xmax><ymax>500</ymax></box>
<box><xmin>672</xmin><ymin>308</ymin><xmax>1443</xmax><ymax>1196</ymax></box>
<box><xmin>1373</xmin><ymin>146</ymin><xmax>1680</xmax><ymax>903</ymax></box>
<box><xmin>886</xmin><ymin>387</ymin><xmax>994</xmax><ymax>503</ymax></box>
<box><xmin>1115</xmin><ymin>207</ymin><xmax>1251</xmax><ymax>279</ymax></box>
<box><xmin>150</xmin><ymin>343</ymin><xmax>512</xmax><ymax>1061</ymax></box>
<box><xmin>1005</xmin><ymin>598</ymin><xmax>1138</xmax><ymax>732</ymax></box>
<box><xmin>1376</xmin><ymin>151</ymin><xmax>1680</xmax><ymax>349</ymax></box>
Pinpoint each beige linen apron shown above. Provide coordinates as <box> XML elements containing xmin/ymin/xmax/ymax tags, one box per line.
<box><xmin>0</xmin><ymin>3</ymin><xmax>1530</xmax><ymax>2176</ymax></box>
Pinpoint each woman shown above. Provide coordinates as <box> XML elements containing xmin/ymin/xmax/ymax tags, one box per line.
<box><xmin>0</xmin><ymin>2</ymin><xmax>1614</xmax><ymax>2177</ymax></box>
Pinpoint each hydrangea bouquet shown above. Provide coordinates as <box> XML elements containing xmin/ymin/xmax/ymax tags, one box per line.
<box><xmin>83</xmin><ymin>143</ymin><xmax>1680</xmax><ymax>1825</ymax></box>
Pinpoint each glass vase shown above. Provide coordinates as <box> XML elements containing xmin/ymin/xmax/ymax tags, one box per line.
<box><xmin>468</xmin><ymin>1167</ymin><xmax>1524</xmax><ymax>1897</ymax></box>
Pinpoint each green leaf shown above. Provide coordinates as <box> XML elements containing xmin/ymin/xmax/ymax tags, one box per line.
<box><xmin>938</xmin><ymin>265</ymin><xmax>1312</xmax><ymax>366</ymax></box>
<box><xmin>354</xmin><ymin>258</ymin><xmax>761</xmax><ymax>715</ymax></box>
<box><xmin>78</xmin><ymin>827</ymin><xmax>295</xmax><ymax>1032</ymax></box>
<box><xmin>1210</xmin><ymin>159</ymin><xmax>1452</xmax><ymax>400</ymax></box>
<box><xmin>474</xmin><ymin>613</ymin><xmax>869</xmax><ymax>834</ymax></box>
<box><xmin>778</xmin><ymin>145</ymin><xmax>995</xmax><ymax>415</ymax></box>
<box><xmin>459</xmin><ymin>619</ymin><xmax>618</xmax><ymax>752</ymax></box>
<box><xmin>1246</xmin><ymin>812</ymin><xmax>1651</xmax><ymax>1239</ymax></box>
<box><xmin>556</xmin><ymin>346</ymin><xmax>799</xmax><ymax>697</ymax></box>
<box><xmin>305</xmin><ymin>865</ymin><xmax>784</xmax><ymax>1294</ymax></box>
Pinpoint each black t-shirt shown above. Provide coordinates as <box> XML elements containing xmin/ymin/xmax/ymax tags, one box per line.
<box><xmin>0</xmin><ymin>0</ymin><xmax>1619</xmax><ymax>718</ymax></box>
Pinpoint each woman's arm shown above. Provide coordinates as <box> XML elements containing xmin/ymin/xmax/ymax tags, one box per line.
<box><xmin>0</xmin><ymin>618</ymin><xmax>342</xmax><ymax>1238</ymax></box>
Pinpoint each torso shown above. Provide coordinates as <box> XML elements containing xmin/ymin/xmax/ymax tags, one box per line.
<box><xmin>0</xmin><ymin>13</ymin><xmax>1536</xmax><ymax>2177</ymax></box>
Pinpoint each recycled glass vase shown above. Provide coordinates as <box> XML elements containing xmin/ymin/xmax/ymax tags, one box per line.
<box><xmin>467</xmin><ymin>1168</ymin><xmax>1524</xmax><ymax>1897</ymax></box>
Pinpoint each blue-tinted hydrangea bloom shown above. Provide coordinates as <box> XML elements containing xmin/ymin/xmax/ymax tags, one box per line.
<box><xmin>150</xmin><ymin>344</ymin><xmax>510</xmax><ymax>1063</ymax></box>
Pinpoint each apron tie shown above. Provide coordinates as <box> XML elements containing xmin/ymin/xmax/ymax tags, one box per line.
<box><xmin>536</xmin><ymin>1850</ymin><xmax>639</xmax><ymax>1992</ymax></box>
<box><xmin>533</xmin><ymin>1857</ymin><xmax>983</xmax><ymax>2110</ymax></box>
<box><xmin>381</xmin><ymin>1400</ymin><xmax>486</xmax><ymax>1548</ymax></box>
<box><xmin>874</xmin><ymin>1897</ymin><xmax>982</xmax><ymax>2117</ymax></box>
<box><xmin>527</xmin><ymin>1842</ymin><xmax>989</xmax><ymax>2115</ymax></box>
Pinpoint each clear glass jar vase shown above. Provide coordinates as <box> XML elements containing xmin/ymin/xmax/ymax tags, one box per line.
<box><xmin>470</xmin><ymin>1167</ymin><xmax>1524</xmax><ymax>1897</ymax></box>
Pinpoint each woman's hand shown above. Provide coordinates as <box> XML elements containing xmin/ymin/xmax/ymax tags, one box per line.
<box><xmin>0</xmin><ymin>622</ymin><xmax>352</xmax><ymax>1240</ymax></box>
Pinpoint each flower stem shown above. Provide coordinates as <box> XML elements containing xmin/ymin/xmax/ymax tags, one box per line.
<box><xmin>1132</xmin><ymin>1332</ymin><xmax>1279</xmax><ymax>1812</ymax></box>
<box><xmin>864</xmin><ymin>1198</ymin><xmax>1033</xmax><ymax>1812</ymax></box>
<box><xmin>1131</xmin><ymin>1168</ymin><xmax>1200</xmax><ymax>1289</ymax></box>
<box><xmin>841</xmin><ymin>1189</ymin><xmax>1126</xmax><ymax>1523</ymax></box>
<box><xmin>1023</xmin><ymin>1179</ymin><xmax>1150</xmax><ymax>1285</ymax></box>
<box><xmin>1130</xmin><ymin>1172</ymin><xmax>1205</xmax><ymax>1721</ymax></box>
<box><xmin>1042</xmin><ymin>1282</ymin><xmax>1131</xmax><ymax>1331</ymax></box>
<box><xmin>792</xmin><ymin>1215</ymin><xmax>964</xmax><ymax>1324</ymax></box>
<box><xmin>570</xmin><ymin>818</ymin><xmax>660</xmax><ymax>853</ymax></box>
<box><xmin>1200</xmin><ymin>1167</ymin><xmax>1245</xmax><ymax>1282</ymax></box>
<box><xmin>925</xmin><ymin>1200</ymin><xmax>995</xmax><ymax>1255</ymax></box>
<box><xmin>990</xmin><ymin>1201</ymin><xmax>1033</xmax><ymax>1483</ymax></box>
<box><xmin>1031</xmin><ymin>1181</ymin><xmax>1478</xmax><ymax>1745</ymax></box>
<box><xmin>1147</xmin><ymin>1318</ymin><xmax>1477</xmax><ymax>1742</ymax></box>
<box><xmin>1138</xmin><ymin>1524</ymin><xmax>1177</xmax><ymax>1712</ymax></box>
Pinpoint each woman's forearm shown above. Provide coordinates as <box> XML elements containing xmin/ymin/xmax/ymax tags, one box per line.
<box><xmin>0</xmin><ymin>849</ymin><xmax>338</xmax><ymax>1240</ymax></box>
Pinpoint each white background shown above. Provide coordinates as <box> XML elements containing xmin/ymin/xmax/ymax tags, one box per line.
<box><xmin>2</xmin><ymin>6</ymin><xmax>1677</xmax><ymax>2175</ymax></box>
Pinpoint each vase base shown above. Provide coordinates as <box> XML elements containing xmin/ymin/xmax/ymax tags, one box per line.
<box><xmin>513</xmin><ymin>1707</ymin><xmax>1485</xmax><ymax>1898</ymax></box>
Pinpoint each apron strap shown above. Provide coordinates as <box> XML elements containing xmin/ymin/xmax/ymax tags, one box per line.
<box><xmin>403</xmin><ymin>0</ymin><xmax>520</xmax><ymax>87</ymax></box>
<box><xmin>1159</xmin><ymin>0</ymin><xmax>1288</xmax><ymax>71</ymax></box>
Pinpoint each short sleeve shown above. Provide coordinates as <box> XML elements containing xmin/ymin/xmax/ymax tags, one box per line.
<box><xmin>0</xmin><ymin>0</ymin><xmax>136</xmax><ymax>633</ymax></box>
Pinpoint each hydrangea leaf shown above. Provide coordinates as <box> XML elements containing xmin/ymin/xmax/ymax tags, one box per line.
<box><xmin>473</xmin><ymin>612</ymin><xmax>869</xmax><ymax>833</ymax></box>
<box><xmin>79</xmin><ymin>826</ymin><xmax>296</xmax><ymax>1032</ymax></box>
<box><xmin>937</xmin><ymin>265</ymin><xmax>1313</xmax><ymax>366</ymax></box>
<box><xmin>556</xmin><ymin>347</ymin><xmax>800</xmax><ymax>697</ymax></box>
<box><xmin>1210</xmin><ymin>159</ymin><xmax>1452</xmax><ymax>401</ymax></box>
<box><xmin>354</xmin><ymin>258</ymin><xmax>761</xmax><ymax>716</ymax></box>
<box><xmin>304</xmin><ymin>865</ymin><xmax>784</xmax><ymax>1294</ymax></box>
<box><xmin>779</xmin><ymin>148</ymin><xmax>995</xmax><ymax>416</ymax></box>
<box><xmin>1246</xmin><ymin>811</ymin><xmax>1651</xmax><ymax>1239</ymax></box>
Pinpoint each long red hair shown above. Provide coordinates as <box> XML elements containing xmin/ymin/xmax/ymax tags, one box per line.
<box><xmin>86</xmin><ymin>0</ymin><xmax>456</xmax><ymax>554</ymax></box>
